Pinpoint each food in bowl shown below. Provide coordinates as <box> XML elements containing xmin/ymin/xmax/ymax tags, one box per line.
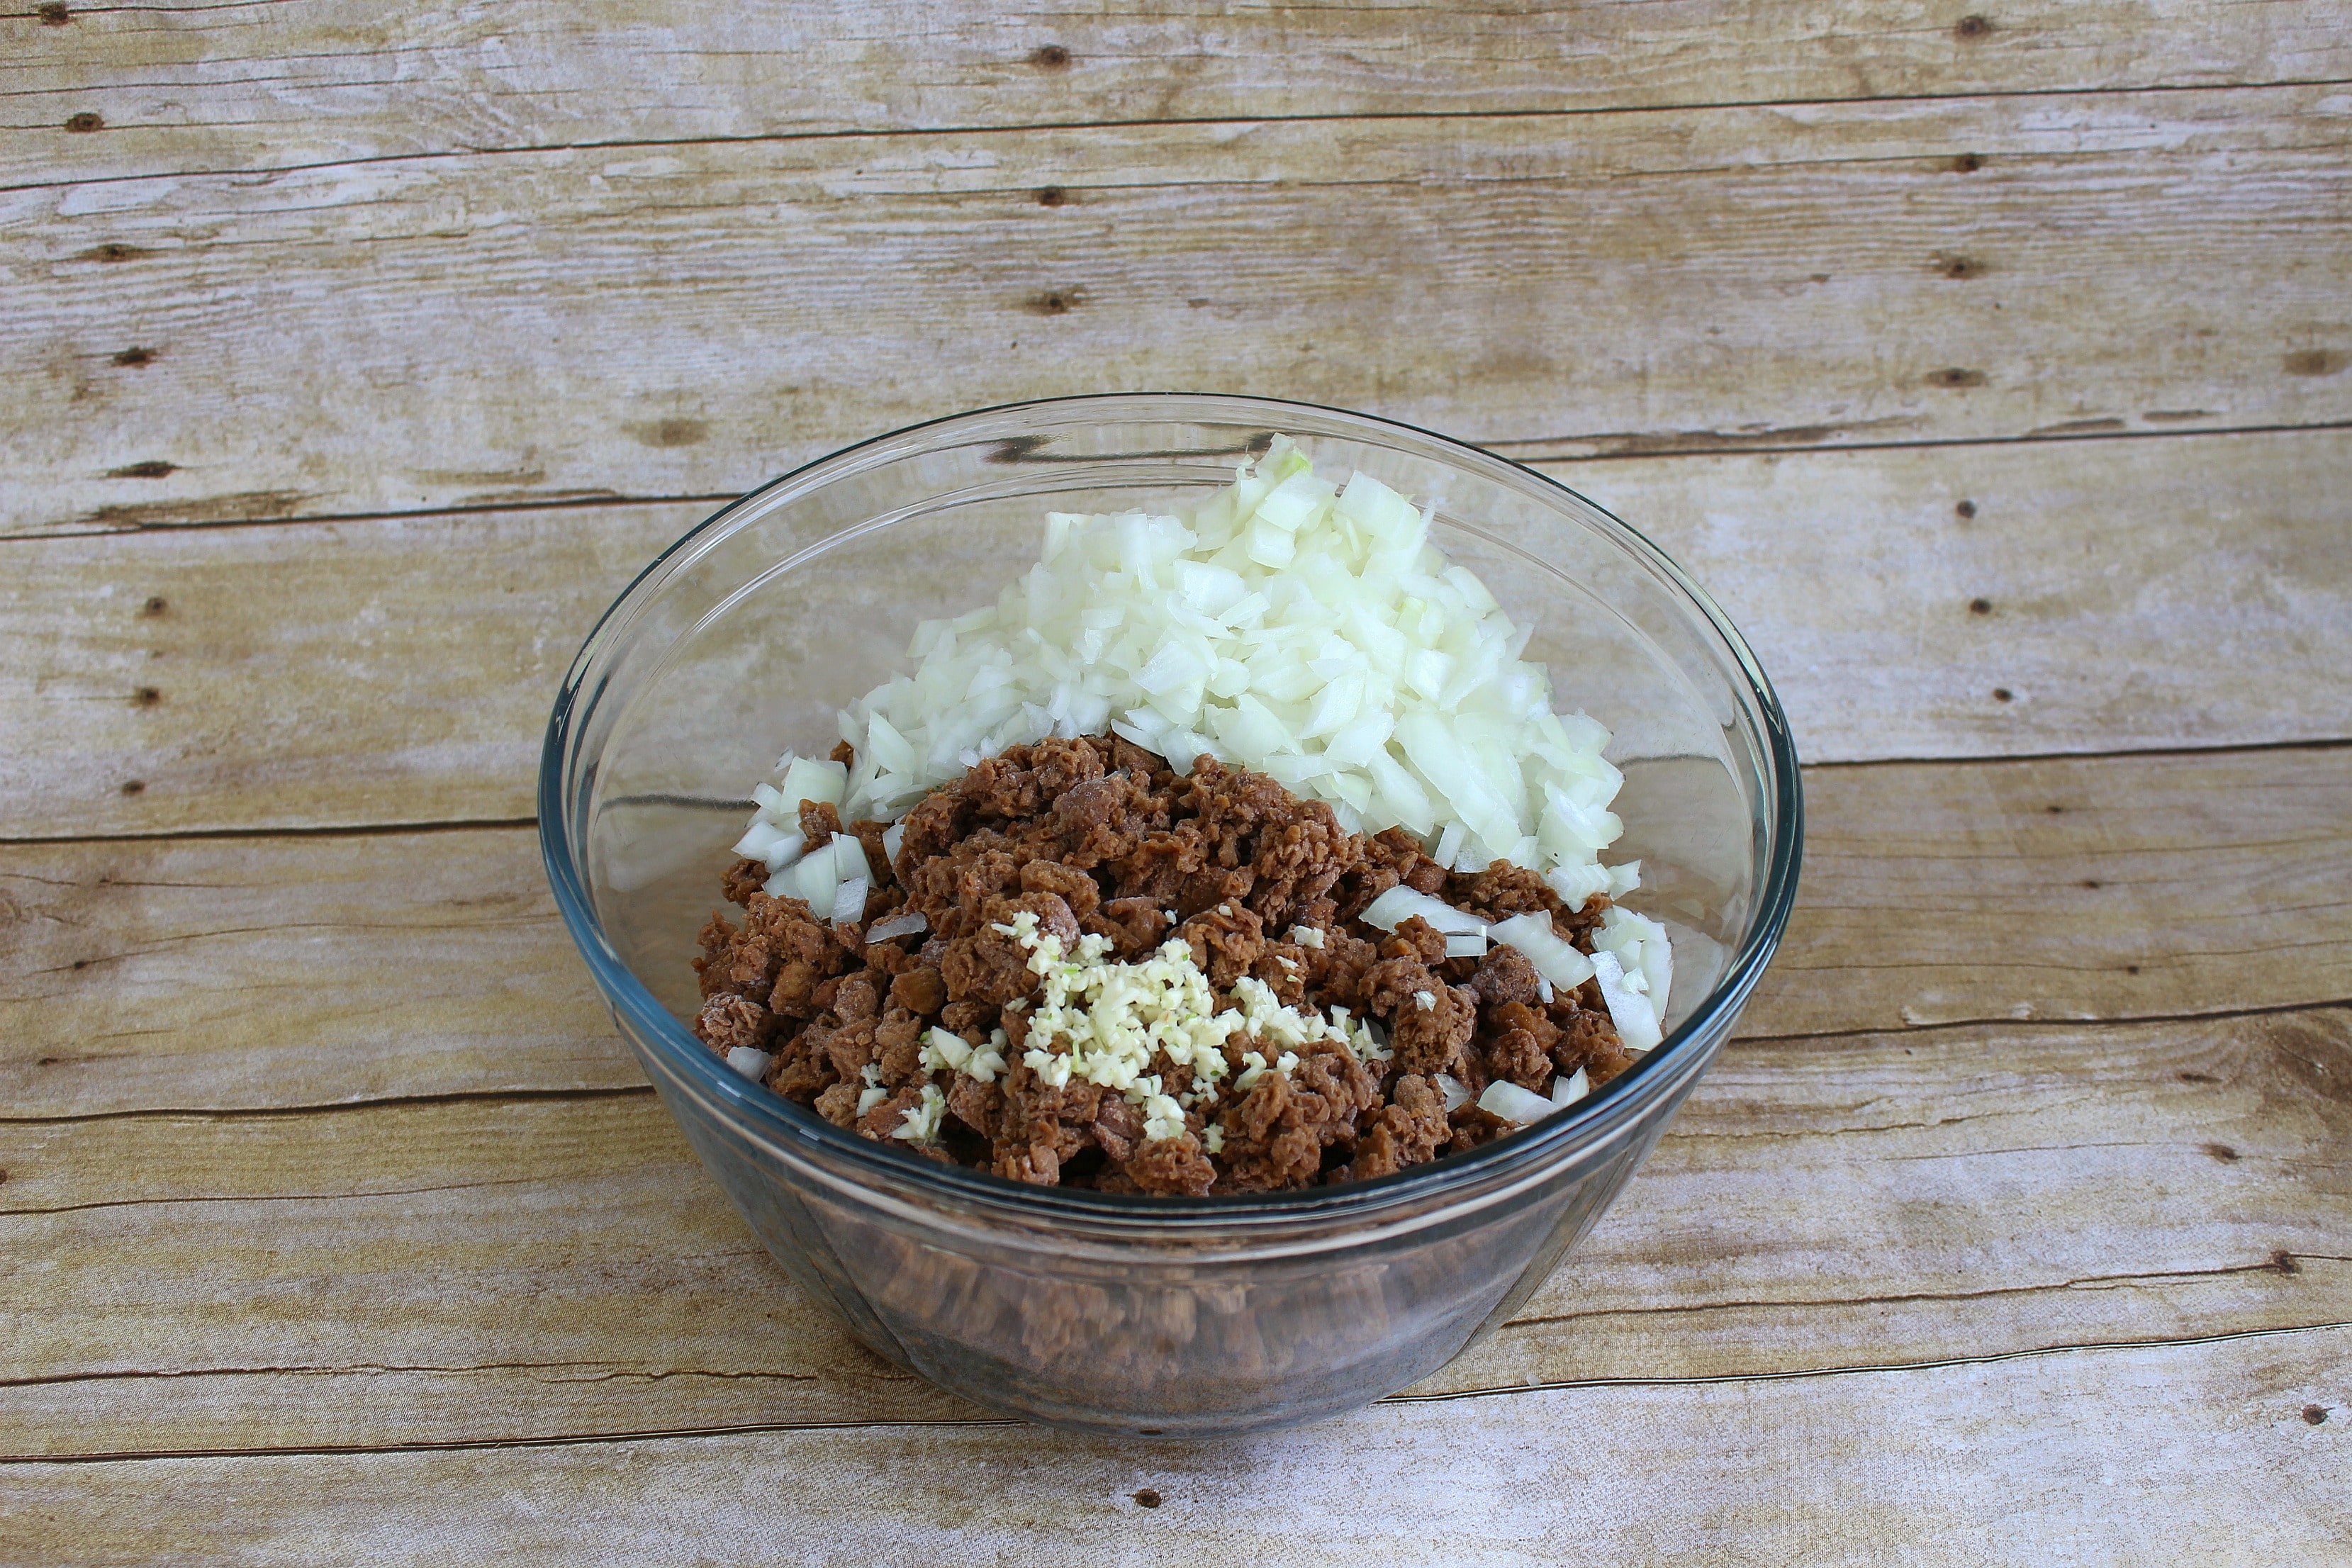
<box><xmin>547</xmin><ymin>393</ymin><xmax>1801</xmax><ymax>1435</ymax></box>
<box><xmin>689</xmin><ymin>439</ymin><xmax>1675</xmax><ymax>1194</ymax></box>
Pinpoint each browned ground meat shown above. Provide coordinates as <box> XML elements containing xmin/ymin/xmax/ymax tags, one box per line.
<box><xmin>691</xmin><ymin>735</ymin><xmax>1635</xmax><ymax>1195</ymax></box>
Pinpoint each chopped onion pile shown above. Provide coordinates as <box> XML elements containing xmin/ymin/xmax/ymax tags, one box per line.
<box><xmin>778</xmin><ymin>437</ymin><xmax>1640</xmax><ymax>895</ymax></box>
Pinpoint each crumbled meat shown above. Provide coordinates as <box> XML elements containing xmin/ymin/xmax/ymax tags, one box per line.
<box><xmin>694</xmin><ymin>736</ymin><xmax>1636</xmax><ymax>1194</ymax></box>
<box><xmin>1214</xmin><ymin>1041</ymin><xmax>1378</xmax><ymax>1192</ymax></box>
<box><xmin>1084</xmin><ymin>896</ymin><xmax>1171</xmax><ymax>959</ymax></box>
<box><xmin>1337</xmin><ymin>1072</ymin><xmax>1452</xmax><ymax>1182</ymax></box>
<box><xmin>941</xmin><ymin>892</ymin><xmax>1074</xmax><ymax>1006</ymax></box>
<box><xmin>856</xmin><ymin>1084</ymin><xmax>923</xmax><ymax>1141</ymax></box>
<box><xmin>799</xmin><ymin>798</ymin><xmax>841</xmax><ymax>847</ymax></box>
<box><xmin>1177</xmin><ymin>900</ymin><xmax>1266</xmax><ymax>989</ymax></box>
<box><xmin>721</xmin><ymin>858</ymin><xmax>767</xmax><ymax>905</ymax></box>
<box><xmin>1552</xmin><ymin>1002</ymin><xmax>1636</xmax><ymax>1085</ymax></box>
<box><xmin>832</xmin><ymin>973</ymin><xmax>879</xmax><ymax>1022</ymax></box>
<box><xmin>940</xmin><ymin>999</ymin><xmax>998</xmax><ymax>1036</ymax></box>
<box><xmin>1469</xmin><ymin>944</ymin><xmax>1544</xmax><ymax>1011</ymax></box>
<box><xmin>1446</xmin><ymin>1104</ymin><xmax>1513</xmax><ymax>1154</ymax></box>
<box><xmin>1019</xmin><ymin>857</ymin><xmax>1102</xmax><ymax>917</ymax></box>
<box><xmin>1484</xmin><ymin>1025</ymin><xmax>1552</xmax><ymax>1092</ymax></box>
<box><xmin>694</xmin><ymin>993</ymin><xmax>773</xmax><ymax>1054</ymax></box>
<box><xmin>816</xmin><ymin>1017</ymin><xmax>879</xmax><ymax>1082</ymax></box>
<box><xmin>946</xmin><ymin>1074</ymin><xmax>1004</xmax><ymax>1140</ymax></box>
<box><xmin>1453</xmin><ymin>862</ymin><xmax>1563</xmax><ymax>922</ymax></box>
<box><xmin>888</xmin><ymin>965</ymin><xmax>947</xmax><ymax>1016</ymax></box>
<box><xmin>874</xmin><ymin>1014</ymin><xmax>926</xmax><ymax>1082</ymax></box>
<box><xmin>849</xmin><ymin>819</ymin><xmax>895</xmax><ymax>885</ymax></box>
<box><xmin>1123</xmin><ymin>1133</ymin><xmax>1217</xmax><ymax>1197</ymax></box>
<box><xmin>813</xmin><ymin>1080</ymin><xmax>861</xmax><ymax>1127</ymax></box>
<box><xmin>1381</xmin><ymin>916</ymin><xmax>1447</xmax><ymax>967</ymax></box>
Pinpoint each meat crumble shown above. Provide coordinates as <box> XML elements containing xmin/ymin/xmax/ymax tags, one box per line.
<box><xmin>692</xmin><ymin>734</ymin><xmax>1635</xmax><ymax>1196</ymax></box>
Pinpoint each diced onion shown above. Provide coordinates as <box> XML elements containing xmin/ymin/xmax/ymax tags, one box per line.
<box><xmin>829</xmin><ymin>834</ymin><xmax>871</xmax><ymax>887</ymax></box>
<box><xmin>778</xmin><ymin>755</ymin><xmax>846</xmax><ymax>811</ymax></box>
<box><xmin>866</xmin><ymin>909</ymin><xmax>928</xmax><ymax>942</ymax></box>
<box><xmin>1433</xmin><ymin>1073</ymin><xmax>1472</xmax><ymax>1113</ymax></box>
<box><xmin>880</xmin><ymin>821</ymin><xmax>906</xmax><ymax>868</ymax></box>
<box><xmin>829</xmin><ymin>876</ymin><xmax>869</xmax><ymax>926</ymax></box>
<box><xmin>1591</xmin><ymin>950</ymin><xmax>1663</xmax><ymax>1053</ymax></box>
<box><xmin>1544</xmin><ymin>861</ymin><xmax>1613</xmax><ymax>910</ymax></box>
<box><xmin>731</xmin><ymin>819</ymin><xmax>804</xmax><ymax>870</ymax></box>
<box><xmin>1443</xmin><ymin>931</ymin><xmax>1489</xmax><ymax>959</ymax></box>
<box><xmin>754</xmin><ymin>439</ymin><xmax>1637</xmax><ymax>905</ymax></box>
<box><xmin>788</xmin><ymin>844</ymin><xmax>839</xmax><ymax>908</ymax></box>
<box><xmin>1477</xmin><ymin>1078</ymin><xmax>1556</xmax><ymax>1125</ymax></box>
<box><xmin>1360</xmin><ymin>885</ymin><xmax>1486</xmax><ymax>936</ymax></box>
<box><xmin>1596</xmin><ymin>905</ymin><xmax>1674</xmax><ymax>1019</ymax></box>
<box><xmin>724</xmin><ymin>1046</ymin><xmax>771</xmax><ymax>1082</ymax></box>
<box><xmin>1488</xmin><ymin>911</ymin><xmax>1595</xmax><ymax>992</ymax></box>
<box><xmin>1550</xmin><ymin>1066</ymin><xmax>1589</xmax><ymax>1107</ymax></box>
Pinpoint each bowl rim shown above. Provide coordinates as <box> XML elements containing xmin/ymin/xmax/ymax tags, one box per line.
<box><xmin>539</xmin><ymin>391</ymin><xmax>1803</xmax><ymax>1228</ymax></box>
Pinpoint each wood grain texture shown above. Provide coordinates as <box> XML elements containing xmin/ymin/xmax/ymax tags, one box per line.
<box><xmin>5</xmin><ymin>745</ymin><xmax>2345</xmax><ymax>1118</ymax></box>
<box><xmin>7</xmin><ymin>86</ymin><xmax>2350</xmax><ymax>530</ymax></box>
<box><xmin>6</xmin><ymin>4</ymin><xmax>2348</xmax><ymax>1552</ymax></box>
<box><xmin>5</xmin><ymin>1005</ymin><xmax>2343</xmax><ymax>1457</ymax></box>
<box><xmin>12</xmin><ymin>1</ymin><xmax>2351</xmax><ymax>189</ymax></box>
<box><xmin>0</xmin><ymin>504</ymin><xmax>701</xmax><ymax>837</ymax></box>
<box><xmin>3</xmin><ymin>1327</ymin><xmax>2343</xmax><ymax>1565</ymax></box>
<box><xmin>5</xmin><ymin>430</ymin><xmax>2347</xmax><ymax>839</ymax></box>
<box><xmin>0</xmin><ymin>828</ymin><xmax>640</xmax><ymax>1119</ymax></box>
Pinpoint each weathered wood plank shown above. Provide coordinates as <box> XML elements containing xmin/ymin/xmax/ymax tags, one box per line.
<box><xmin>12</xmin><ymin>1</ymin><xmax>2351</xmax><ymax>189</ymax></box>
<box><xmin>6</xmin><ymin>745</ymin><xmax>2346</xmax><ymax>1118</ymax></box>
<box><xmin>0</xmin><ymin>828</ymin><xmax>641</xmax><ymax>1118</ymax></box>
<box><xmin>4</xmin><ymin>1007</ymin><xmax>2342</xmax><ymax>1457</ymax></box>
<box><xmin>4</xmin><ymin>430</ymin><xmax>2347</xmax><ymax>839</ymax></box>
<box><xmin>1754</xmin><ymin>745</ymin><xmax>2352</xmax><ymax>1034</ymax></box>
<box><xmin>4</xmin><ymin>1326</ymin><xmax>2342</xmax><ymax>1564</ymax></box>
<box><xmin>8</xmin><ymin>87</ymin><xmax>2349</xmax><ymax>530</ymax></box>
<box><xmin>0</xmin><ymin>504</ymin><xmax>701</xmax><ymax>837</ymax></box>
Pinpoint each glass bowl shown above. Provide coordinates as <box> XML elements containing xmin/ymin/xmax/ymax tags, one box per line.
<box><xmin>540</xmin><ymin>393</ymin><xmax>1801</xmax><ymax>1436</ymax></box>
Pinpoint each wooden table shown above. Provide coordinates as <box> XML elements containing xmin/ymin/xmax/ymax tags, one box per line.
<box><xmin>6</xmin><ymin>4</ymin><xmax>2348</xmax><ymax>1559</ymax></box>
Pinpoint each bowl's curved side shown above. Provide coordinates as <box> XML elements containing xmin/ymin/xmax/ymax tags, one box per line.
<box><xmin>539</xmin><ymin>393</ymin><xmax>1803</xmax><ymax>1431</ymax></box>
<box><xmin>627</xmin><ymin>1001</ymin><xmax>1742</xmax><ymax>1435</ymax></box>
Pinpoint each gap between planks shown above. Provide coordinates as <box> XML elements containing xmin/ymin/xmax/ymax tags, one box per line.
<box><xmin>6</xmin><ymin>1320</ymin><xmax>2343</xmax><ymax>1468</ymax></box>
<box><xmin>10</xmin><ymin>418</ymin><xmax>2352</xmax><ymax>546</ymax></box>
<box><xmin>11</xmin><ymin>74</ymin><xmax>2352</xmax><ymax>201</ymax></box>
<box><xmin>4</xmin><ymin>991</ymin><xmax>2346</xmax><ymax>1128</ymax></box>
<box><xmin>5</xmin><ymin>736</ymin><xmax>2348</xmax><ymax>851</ymax></box>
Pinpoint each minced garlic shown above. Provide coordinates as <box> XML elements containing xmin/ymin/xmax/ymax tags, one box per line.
<box><xmin>984</xmin><ymin>909</ymin><xmax>1382</xmax><ymax>1141</ymax></box>
<box><xmin>919</xmin><ymin>1024</ymin><xmax>1009</xmax><ymax>1083</ymax></box>
<box><xmin>855</xmin><ymin>1062</ymin><xmax>888</xmax><ymax>1116</ymax></box>
<box><xmin>893</xmin><ymin>1082</ymin><xmax>947</xmax><ymax>1143</ymax></box>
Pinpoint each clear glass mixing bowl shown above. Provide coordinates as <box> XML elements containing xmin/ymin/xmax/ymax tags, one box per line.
<box><xmin>541</xmin><ymin>394</ymin><xmax>1801</xmax><ymax>1436</ymax></box>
